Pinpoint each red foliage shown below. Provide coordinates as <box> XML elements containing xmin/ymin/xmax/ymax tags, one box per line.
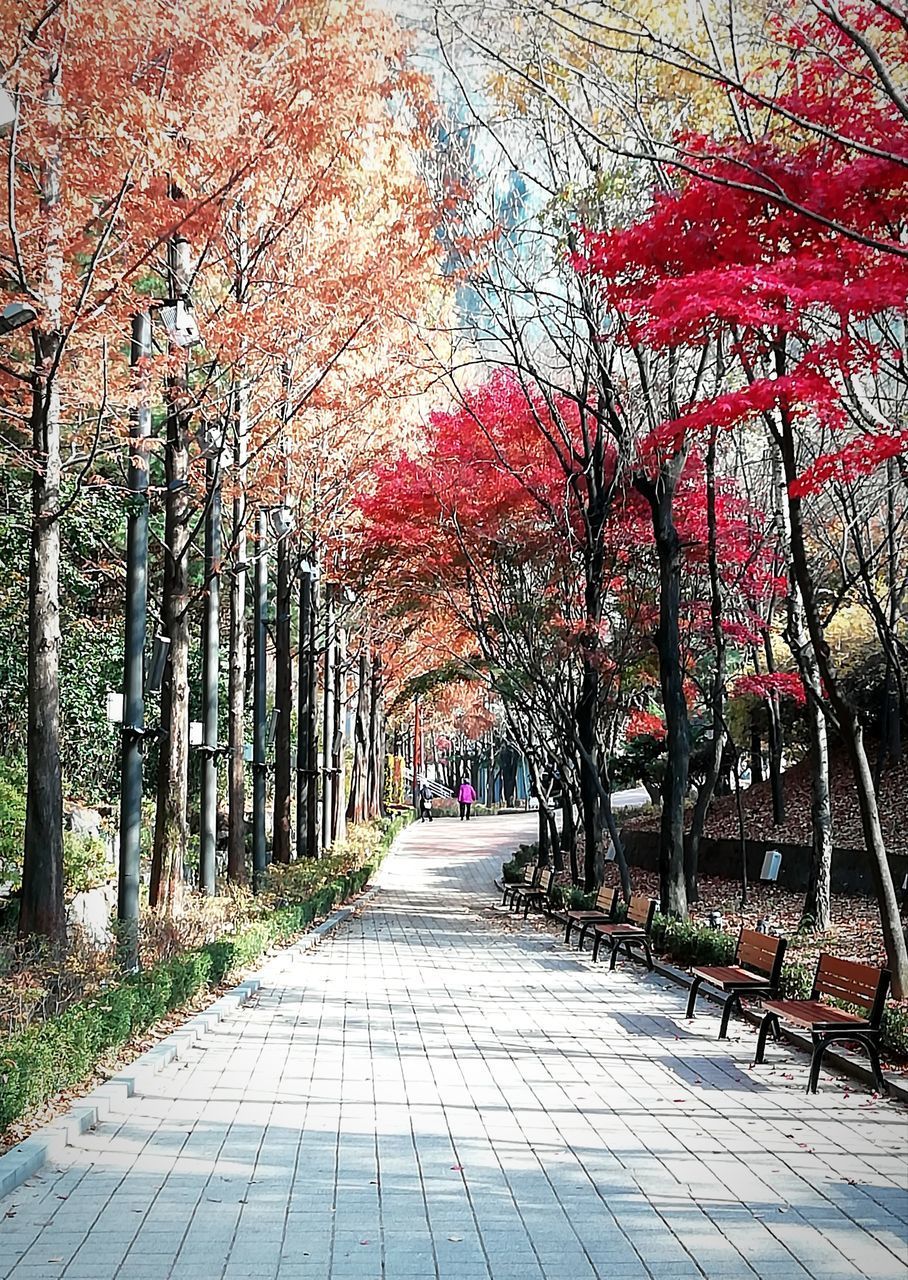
<box><xmin>733</xmin><ymin>672</ymin><xmax>807</xmax><ymax>706</ymax></box>
<box><xmin>574</xmin><ymin>7</ymin><xmax>908</xmax><ymax>494</ymax></box>
<box><xmin>626</xmin><ymin>710</ymin><xmax>666</xmax><ymax>741</ymax></box>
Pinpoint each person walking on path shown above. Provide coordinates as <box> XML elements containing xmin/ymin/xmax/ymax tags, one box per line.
<box><xmin>457</xmin><ymin>777</ymin><xmax>477</xmax><ymax>820</ymax></box>
<box><xmin>418</xmin><ymin>781</ymin><xmax>434</xmax><ymax>823</ymax></box>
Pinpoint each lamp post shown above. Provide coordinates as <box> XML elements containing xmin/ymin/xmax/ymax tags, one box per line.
<box><xmin>296</xmin><ymin>558</ymin><xmax>317</xmax><ymax>859</ymax></box>
<box><xmin>320</xmin><ymin>584</ymin><xmax>335</xmax><ymax>852</ymax></box>
<box><xmin>252</xmin><ymin>510</ymin><xmax>269</xmax><ymax>891</ymax></box>
<box><xmin>198</xmin><ymin>438</ymin><xmax>222</xmax><ymax>895</ymax></box>
<box><xmin>116</xmin><ymin>312</ymin><xmax>152</xmax><ymax>970</ymax></box>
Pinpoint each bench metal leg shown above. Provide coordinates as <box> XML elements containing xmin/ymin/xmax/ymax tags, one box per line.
<box><xmin>685</xmin><ymin>976</ymin><xmax>703</xmax><ymax>1020</ymax></box>
<box><xmin>591</xmin><ymin>932</ymin><xmax>603</xmax><ymax>963</ymax></box>
<box><xmin>608</xmin><ymin>939</ymin><xmax>622</xmax><ymax>971</ymax></box>
<box><xmin>823</xmin><ymin>1032</ymin><xmax>888</xmax><ymax>1095</ymax></box>
<box><xmin>564</xmin><ymin>919</ymin><xmax>574</xmax><ymax>944</ymax></box>
<box><xmin>754</xmin><ymin>1012</ymin><xmax>781</xmax><ymax>1064</ymax></box>
<box><xmin>642</xmin><ymin>940</ymin><xmax>653</xmax><ymax>971</ymax></box>
<box><xmin>718</xmin><ymin>992</ymin><xmax>740</xmax><ymax>1040</ymax></box>
<box><xmin>856</xmin><ymin>1035</ymin><xmax>888</xmax><ymax>1094</ymax></box>
<box><xmin>578</xmin><ymin>924</ymin><xmax>591</xmax><ymax>951</ymax></box>
<box><xmin>808</xmin><ymin>1034</ymin><xmax>829</xmax><ymax>1094</ymax></box>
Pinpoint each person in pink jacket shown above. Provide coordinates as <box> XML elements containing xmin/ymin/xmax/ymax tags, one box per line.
<box><xmin>457</xmin><ymin>778</ymin><xmax>477</xmax><ymax>820</ymax></box>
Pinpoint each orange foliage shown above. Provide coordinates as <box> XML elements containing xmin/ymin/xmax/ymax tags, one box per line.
<box><xmin>0</xmin><ymin>0</ymin><xmax>446</xmax><ymax>522</ymax></box>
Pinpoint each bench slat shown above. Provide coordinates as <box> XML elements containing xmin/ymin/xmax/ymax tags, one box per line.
<box><xmin>814</xmin><ymin>955</ymin><xmax>885</xmax><ymax>1013</ymax></box>
<box><xmin>762</xmin><ymin>998</ymin><xmax>870</xmax><ymax>1029</ymax></box>
<box><xmin>595</xmin><ymin>886</ymin><xmax>616</xmax><ymax>912</ymax></box>
<box><xmin>626</xmin><ymin>895</ymin><xmax>655</xmax><ymax>928</ymax></box>
<box><xmin>691</xmin><ymin>965</ymin><xmax>771</xmax><ymax>987</ymax></box>
<box><xmin>737</xmin><ymin>929</ymin><xmax>784</xmax><ymax>974</ymax></box>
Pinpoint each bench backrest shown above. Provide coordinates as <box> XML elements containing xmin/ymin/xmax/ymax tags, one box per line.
<box><xmin>737</xmin><ymin>928</ymin><xmax>787</xmax><ymax>983</ymax></box>
<box><xmin>596</xmin><ymin>885</ymin><xmax>618</xmax><ymax>916</ymax></box>
<box><xmin>537</xmin><ymin>867</ymin><xmax>553</xmax><ymax>894</ymax></box>
<box><xmin>521</xmin><ymin>865</ymin><xmax>536</xmax><ymax>886</ymax></box>
<box><xmin>627</xmin><ymin>895</ymin><xmax>656</xmax><ymax>930</ymax></box>
<box><xmin>812</xmin><ymin>954</ymin><xmax>890</xmax><ymax>1025</ymax></box>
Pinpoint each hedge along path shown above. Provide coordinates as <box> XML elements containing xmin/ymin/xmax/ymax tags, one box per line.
<box><xmin>0</xmin><ymin>816</ymin><xmax>406</xmax><ymax>1137</ymax></box>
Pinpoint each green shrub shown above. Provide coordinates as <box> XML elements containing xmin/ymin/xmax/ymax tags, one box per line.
<box><xmin>0</xmin><ymin>757</ymin><xmax>26</xmax><ymax>890</ymax></box>
<box><xmin>651</xmin><ymin>914</ymin><xmax>736</xmax><ymax>967</ymax></box>
<box><xmin>501</xmin><ymin>842</ymin><xmax>539</xmax><ymax>884</ymax></box>
<box><xmin>779</xmin><ymin>960</ymin><xmax>815</xmax><ymax>1001</ymax></box>
<box><xmin>569</xmin><ymin>887</ymin><xmax>596</xmax><ymax>910</ymax></box>
<box><xmin>882</xmin><ymin>1003</ymin><xmax>908</xmax><ymax>1059</ymax></box>
<box><xmin>63</xmin><ymin>832</ymin><xmax>110</xmax><ymax>896</ymax></box>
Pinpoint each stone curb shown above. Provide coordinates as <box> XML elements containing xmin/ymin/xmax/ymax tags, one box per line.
<box><xmin>0</xmin><ymin>880</ymin><xmax>383</xmax><ymax>1202</ymax></box>
<box><xmin>492</xmin><ymin>881</ymin><xmax>906</xmax><ymax>1102</ymax></box>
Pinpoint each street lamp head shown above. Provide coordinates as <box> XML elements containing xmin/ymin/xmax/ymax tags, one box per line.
<box><xmin>0</xmin><ymin>301</ymin><xmax>37</xmax><ymax>336</ymax></box>
<box><xmin>0</xmin><ymin>86</ymin><xmax>17</xmax><ymax>138</ymax></box>
<box><xmin>159</xmin><ymin>298</ymin><xmax>201</xmax><ymax>349</ymax></box>
<box><xmin>268</xmin><ymin>503</ymin><xmax>294</xmax><ymax>540</ymax></box>
<box><xmin>145</xmin><ymin>634</ymin><xmax>171</xmax><ymax>696</ymax></box>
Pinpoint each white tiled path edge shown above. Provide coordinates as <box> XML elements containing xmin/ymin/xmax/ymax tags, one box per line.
<box><xmin>1</xmin><ymin>815</ymin><xmax>906</xmax><ymax>1280</ymax></box>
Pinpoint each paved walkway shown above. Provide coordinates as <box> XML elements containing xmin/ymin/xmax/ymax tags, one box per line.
<box><xmin>1</xmin><ymin>816</ymin><xmax>906</xmax><ymax>1280</ymax></box>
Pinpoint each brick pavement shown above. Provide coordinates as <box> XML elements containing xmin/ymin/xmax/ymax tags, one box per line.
<box><xmin>1</xmin><ymin>815</ymin><xmax>906</xmax><ymax>1280</ymax></box>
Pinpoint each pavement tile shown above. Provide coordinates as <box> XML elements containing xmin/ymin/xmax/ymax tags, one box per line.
<box><xmin>2</xmin><ymin>816</ymin><xmax>906</xmax><ymax>1280</ymax></box>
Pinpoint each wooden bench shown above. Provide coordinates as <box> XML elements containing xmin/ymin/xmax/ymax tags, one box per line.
<box><xmin>591</xmin><ymin>895</ymin><xmax>657</xmax><ymax>970</ymax></box>
<box><xmin>561</xmin><ymin>886</ymin><xmax>619</xmax><ymax>949</ymax></box>
<box><xmin>501</xmin><ymin>865</ymin><xmax>535</xmax><ymax>909</ymax></box>
<box><xmin>755</xmin><ymin>954</ymin><xmax>890</xmax><ymax>1094</ymax></box>
<box><xmin>686</xmin><ymin>928</ymin><xmax>787</xmax><ymax>1039</ymax></box>
<box><xmin>516</xmin><ymin>867</ymin><xmax>554</xmax><ymax>918</ymax></box>
<box><xmin>508</xmin><ymin>865</ymin><xmax>549</xmax><ymax>913</ymax></box>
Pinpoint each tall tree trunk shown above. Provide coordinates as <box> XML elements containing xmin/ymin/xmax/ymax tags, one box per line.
<box><xmin>227</xmin><ymin>209</ymin><xmax>249</xmax><ymax>886</ymax></box>
<box><xmin>151</xmin><ymin>231</ymin><xmax>194</xmax><ymax>912</ymax></box>
<box><xmin>150</xmin><ymin>386</ymin><xmax>191</xmax><ymax>911</ymax></box>
<box><xmin>227</xmin><ymin>380</ymin><xmax>248</xmax><ymax>886</ymax></box>
<box><xmin>648</xmin><ymin>484</ymin><xmax>689</xmax><ymax>920</ymax></box>
<box><xmin>547</xmin><ymin>804</ymin><xmax>562</xmax><ymax>872</ymax></box>
<box><xmin>749</xmin><ymin>727</ymin><xmax>763</xmax><ymax>785</ymax></box>
<box><xmin>296</xmin><ymin>564</ymin><xmax>315</xmax><ymax>857</ymax></box>
<box><xmin>537</xmin><ymin>793</ymin><xmax>550</xmax><ymax>866</ymax></box>
<box><xmin>779</xmin><ymin>419</ymin><xmax>908</xmax><ymax>993</ymax></box>
<box><xmin>500</xmin><ymin>743</ymin><xmax>519</xmax><ymax>807</ymax></box>
<box><xmin>21</xmin><ymin>339</ymin><xmax>65</xmax><ymax>941</ymax></box>
<box><xmin>560</xmin><ymin>789</ymin><xmax>577</xmax><ymax>874</ymax></box>
<box><xmin>331</xmin><ymin>624</ymin><xmax>346</xmax><ymax>845</ymax></box>
<box><xmin>305</xmin><ymin>576</ymin><xmax>320</xmax><ymax>852</ymax></box>
<box><xmin>576</xmin><ymin>663</ymin><xmax>602</xmax><ymax>891</ymax></box>
<box><xmin>320</xmin><ymin>587</ymin><xmax>335</xmax><ymax>851</ymax></box>
<box><xmin>20</xmin><ymin>54</ymin><xmax>65</xmax><ymax>943</ymax></box>
<box><xmin>347</xmin><ymin>648</ymin><xmax>369</xmax><ymax>824</ymax></box>
<box><xmin>686</xmin><ymin>432</ymin><xmax>726</xmax><ymax>904</ymax></box>
<box><xmin>198</xmin><ymin>452</ymin><xmax>220</xmax><ymax>894</ymax></box>
<box><xmin>801</xmin><ymin>686</ymin><xmax>832</xmax><ymax>931</ymax></box>
<box><xmin>601</xmin><ymin>761</ymin><xmax>632</xmax><ymax>902</ymax></box>
<box><xmin>773</xmin><ymin>446</ymin><xmax>832</xmax><ymax>931</ymax></box>
<box><xmin>762</xmin><ymin>629</ymin><xmax>786</xmax><ymax>824</ymax></box>
<box><xmin>367</xmin><ymin>649</ymin><xmax>384</xmax><ymax>817</ymax></box>
<box><xmin>271</xmin><ymin>536</ymin><xmax>293</xmax><ymax>863</ymax></box>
